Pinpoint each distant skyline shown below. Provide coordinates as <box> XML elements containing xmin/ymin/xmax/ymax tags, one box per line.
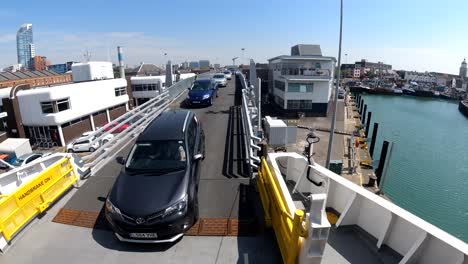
<box><xmin>0</xmin><ymin>0</ymin><xmax>467</xmax><ymax>74</ymax></box>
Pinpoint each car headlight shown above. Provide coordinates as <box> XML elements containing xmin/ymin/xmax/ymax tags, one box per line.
<box><xmin>106</xmin><ymin>199</ymin><xmax>122</xmax><ymax>216</ymax></box>
<box><xmin>202</xmin><ymin>94</ymin><xmax>210</xmax><ymax>99</ymax></box>
<box><xmin>162</xmin><ymin>195</ymin><xmax>188</xmax><ymax>218</ymax></box>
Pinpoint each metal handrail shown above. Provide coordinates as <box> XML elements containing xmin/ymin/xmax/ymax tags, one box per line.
<box><xmin>238</xmin><ymin>72</ymin><xmax>261</xmax><ymax>173</ymax></box>
<box><xmin>79</xmin><ymin>76</ymin><xmax>195</xmax><ymax>172</ymax></box>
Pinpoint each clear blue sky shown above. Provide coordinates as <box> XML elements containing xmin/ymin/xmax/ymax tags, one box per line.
<box><xmin>0</xmin><ymin>0</ymin><xmax>467</xmax><ymax>74</ymax></box>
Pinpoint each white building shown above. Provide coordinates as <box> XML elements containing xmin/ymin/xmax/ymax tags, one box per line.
<box><xmin>71</xmin><ymin>61</ymin><xmax>114</xmax><ymax>82</ymax></box>
<box><xmin>404</xmin><ymin>71</ymin><xmax>436</xmax><ymax>84</ymax></box>
<box><xmin>268</xmin><ymin>44</ymin><xmax>336</xmax><ymax>116</ymax></box>
<box><xmin>130</xmin><ymin>73</ymin><xmax>195</xmax><ymax>106</ymax></box>
<box><xmin>17</xmin><ymin>78</ymin><xmax>128</xmax><ymax>146</ymax></box>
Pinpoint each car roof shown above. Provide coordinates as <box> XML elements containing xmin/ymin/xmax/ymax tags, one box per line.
<box><xmin>194</xmin><ymin>79</ymin><xmax>211</xmax><ymax>83</ymax></box>
<box><xmin>17</xmin><ymin>153</ymin><xmax>41</xmax><ymax>159</ymax></box>
<box><xmin>138</xmin><ymin>110</ymin><xmax>191</xmax><ymax>141</ymax></box>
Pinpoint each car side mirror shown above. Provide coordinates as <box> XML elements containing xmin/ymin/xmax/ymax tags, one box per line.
<box><xmin>116</xmin><ymin>156</ymin><xmax>125</xmax><ymax>165</ymax></box>
<box><xmin>193</xmin><ymin>154</ymin><xmax>204</xmax><ymax>161</ymax></box>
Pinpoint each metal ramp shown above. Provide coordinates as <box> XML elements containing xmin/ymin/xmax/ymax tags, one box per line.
<box><xmin>52</xmin><ymin>74</ymin><xmax>266</xmax><ymax>237</ymax></box>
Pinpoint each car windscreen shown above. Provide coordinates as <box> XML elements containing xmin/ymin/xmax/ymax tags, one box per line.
<box><xmin>223</xmin><ymin>72</ymin><xmax>230</xmax><ymax>74</ymax></box>
<box><xmin>125</xmin><ymin>140</ymin><xmax>187</xmax><ymax>174</ymax></box>
<box><xmin>191</xmin><ymin>81</ymin><xmax>211</xmax><ymax>91</ymax></box>
<box><xmin>213</xmin><ymin>75</ymin><xmax>224</xmax><ymax>78</ymax></box>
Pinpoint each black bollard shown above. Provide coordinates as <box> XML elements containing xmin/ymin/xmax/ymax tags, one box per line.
<box><xmin>365</xmin><ymin>112</ymin><xmax>372</xmax><ymax>136</ymax></box>
<box><xmin>362</xmin><ymin>104</ymin><xmax>367</xmax><ymax>124</ymax></box>
<box><xmin>376</xmin><ymin>141</ymin><xmax>389</xmax><ymax>186</ymax></box>
<box><xmin>359</xmin><ymin>100</ymin><xmax>364</xmax><ymax>115</ymax></box>
<box><xmin>370</xmin><ymin>123</ymin><xmax>379</xmax><ymax>158</ymax></box>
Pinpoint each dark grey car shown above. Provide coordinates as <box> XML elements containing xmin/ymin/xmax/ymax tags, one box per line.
<box><xmin>105</xmin><ymin>110</ymin><xmax>205</xmax><ymax>243</ymax></box>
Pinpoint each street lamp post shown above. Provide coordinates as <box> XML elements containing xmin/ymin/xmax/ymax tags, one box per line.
<box><xmin>241</xmin><ymin>48</ymin><xmax>245</xmax><ymax>64</ymax></box>
<box><xmin>325</xmin><ymin>0</ymin><xmax>344</xmax><ymax>169</ymax></box>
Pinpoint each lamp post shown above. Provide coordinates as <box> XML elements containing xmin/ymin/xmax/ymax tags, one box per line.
<box><xmin>325</xmin><ymin>0</ymin><xmax>344</xmax><ymax>169</ymax></box>
<box><xmin>241</xmin><ymin>48</ymin><xmax>245</xmax><ymax>64</ymax></box>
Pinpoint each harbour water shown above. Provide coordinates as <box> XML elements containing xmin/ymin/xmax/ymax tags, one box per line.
<box><xmin>361</xmin><ymin>94</ymin><xmax>468</xmax><ymax>242</ymax></box>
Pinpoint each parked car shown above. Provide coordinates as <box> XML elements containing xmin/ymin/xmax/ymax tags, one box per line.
<box><xmin>105</xmin><ymin>110</ymin><xmax>205</xmax><ymax>243</ymax></box>
<box><xmin>223</xmin><ymin>71</ymin><xmax>232</xmax><ymax>80</ymax></box>
<box><xmin>212</xmin><ymin>74</ymin><xmax>227</xmax><ymax>87</ymax></box>
<box><xmin>103</xmin><ymin>122</ymin><xmax>130</xmax><ymax>133</ymax></box>
<box><xmin>186</xmin><ymin>79</ymin><xmax>218</xmax><ymax>106</ymax></box>
<box><xmin>338</xmin><ymin>87</ymin><xmax>345</xmax><ymax>99</ymax></box>
<box><xmin>11</xmin><ymin>153</ymin><xmax>44</xmax><ymax>167</ymax></box>
<box><xmin>66</xmin><ymin>132</ymin><xmax>114</xmax><ymax>153</ymax></box>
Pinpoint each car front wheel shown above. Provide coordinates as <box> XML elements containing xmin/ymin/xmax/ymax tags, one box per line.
<box><xmin>67</xmin><ymin>149</ymin><xmax>74</xmax><ymax>153</ymax></box>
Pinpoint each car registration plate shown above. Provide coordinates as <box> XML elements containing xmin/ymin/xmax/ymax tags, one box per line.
<box><xmin>192</xmin><ymin>101</ymin><xmax>200</xmax><ymax>104</ymax></box>
<box><xmin>129</xmin><ymin>233</ymin><xmax>158</xmax><ymax>238</ymax></box>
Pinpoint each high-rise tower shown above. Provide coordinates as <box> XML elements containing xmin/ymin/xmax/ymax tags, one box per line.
<box><xmin>16</xmin><ymin>24</ymin><xmax>34</xmax><ymax>69</ymax></box>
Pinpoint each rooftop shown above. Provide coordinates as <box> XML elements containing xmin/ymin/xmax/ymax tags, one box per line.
<box><xmin>268</xmin><ymin>55</ymin><xmax>336</xmax><ymax>62</ymax></box>
<box><xmin>0</xmin><ymin>70</ymin><xmax>59</xmax><ymax>81</ymax></box>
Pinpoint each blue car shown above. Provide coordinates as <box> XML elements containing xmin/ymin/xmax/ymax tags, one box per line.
<box><xmin>186</xmin><ymin>79</ymin><xmax>218</xmax><ymax>106</ymax></box>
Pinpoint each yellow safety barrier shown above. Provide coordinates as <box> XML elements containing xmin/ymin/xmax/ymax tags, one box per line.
<box><xmin>0</xmin><ymin>157</ymin><xmax>77</xmax><ymax>241</ymax></box>
<box><xmin>257</xmin><ymin>158</ymin><xmax>307</xmax><ymax>264</ymax></box>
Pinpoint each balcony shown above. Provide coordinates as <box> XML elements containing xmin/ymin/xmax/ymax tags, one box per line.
<box><xmin>280</xmin><ymin>68</ymin><xmax>331</xmax><ymax>80</ymax></box>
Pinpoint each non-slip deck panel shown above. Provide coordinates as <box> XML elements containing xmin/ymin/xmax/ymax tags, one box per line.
<box><xmin>52</xmin><ymin>208</ymin><xmax>259</xmax><ymax>236</ymax></box>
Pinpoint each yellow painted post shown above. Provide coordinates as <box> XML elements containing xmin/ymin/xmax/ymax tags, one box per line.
<box><xmin>287</xmin><ymin>209</ymin><xmax>304</xmax><ymax>264</ymax></box>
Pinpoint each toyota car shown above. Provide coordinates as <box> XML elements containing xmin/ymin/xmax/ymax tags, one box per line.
<box><xmin>105</xmin><ymin>110</ymin><xmax>205</xmax><ymax>243</ymax></box>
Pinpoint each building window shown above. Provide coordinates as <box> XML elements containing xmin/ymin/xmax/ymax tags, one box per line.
<box><xmin>287</xmin><ymin>100</ymin><xmax>313</xmax><ymax>110</ymax></box>
<box><xmin>288</xmin><ymin>83</ymin><xmax>313</xmax><ymax>93</ymax></box>
<box><xmin>274</xmin><ymin>80</ymin><xmax>285</xmax><ymax>91</ymax></box>
<box><xmin>41</xmin><ymin>98</ymin><xmax>70</xmax><ymax>114</ymax></box>
<box><xmin>132</xmin><ymin>83</ymin><xmax>160</xmax><ymax>92</ymax></box>
<box><xmin>315</xmin><ymin>63</ymin><xmax>321</xmax><ymax>69</ymax></box>
<box><xmin>274</xmin><ymin>96</ymin><xmax>284</xmax><ymax>108</ymax></box>
<box><xmin>115</xmin><ymin>86</ymin><xmax>127</xmax><ymax>96</ymax></box>
<box><xmin>41</xmin><ymin>102</ymin><xmax>54</xmax><ymax>113</ymax></box>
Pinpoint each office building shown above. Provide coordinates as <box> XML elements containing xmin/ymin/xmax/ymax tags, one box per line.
<box><xmin>30</xmin><ymin>56</ymin><xmax>50</xmax><ymax>71</ymax></box>
<box><xmin>268</xmin><ymin>44</ymin><xmax>336</xmax><ymax>116</ymax></box>
<box><xmin>0</xmin><ymin>75</ymin><xmax>128</xmax><ymax>146</ymax></box>
<box><xmin>48</xmin><ymin>62</ymin><xmax>75</xmax><ymax>74</ymax></box>
<box><xmin>199</xmin><ymin>60</ymin><xmax>210</xmax><ymax>69</ymax></box>
<box><xmin>459</xmin><ymin>58</ymin><xmax>467</xmax><ymax>80</ymax></box>
<box><xmin>130</xmin><ymin>73</ymin><xmax>195</xmax><ymax>106</ymax></box>
<box><xmin>404</xmin><ymin>71</ymin><xmax>436</xmax><ymax>83</ymax></box>
<box><xmin>341</xmin><ymin>59</ymin><xmax>392</xmax><ymax>78</ymax></box>
<box><xmin>189</xmin><ymin>61</ymin><xmax>199</xmax><ymax>69</ymax></box>
<box><xmin>16</xmin><ymin>24</ymin><xmax>34</xmax><ymax>69</ymax></box>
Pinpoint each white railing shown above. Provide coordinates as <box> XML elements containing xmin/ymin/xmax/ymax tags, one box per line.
<box><xmin>238</xmin><ymin>72</ymin><xmax>261</xmax><ymax>172</ymax></box>
<box><xmin>267</xmin><ymin>152</ymin><xmax>468</xmax><ymax>264</ymax></box>
<box><xmin>79</xmin><ymin>77</ymin><xmax>195</xmax><ymax>174</ymax></box>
